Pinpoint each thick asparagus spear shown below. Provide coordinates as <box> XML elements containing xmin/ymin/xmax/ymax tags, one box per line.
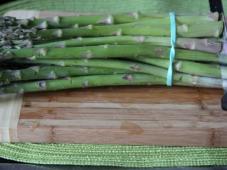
<box><xmin>0</xmin><ymin>66</ymin><xmax>131</xmax><ymax>84</ymax></box>
<box><xmin>34</xmin><ymin>21</ymin><xmax>223</xmax><ymax>40</ymax></box>
<box><xmin>0</xmin><ymin>74</ymin><xmax>165</xmax><ymax>93</ymax></box>
<box><xmin>133</xmin><ymin>57</ymin><xmax>221</xmax><ymax>78</ymax></box>
<box><xmin>34</xmin><ymin>36</ymin><xmax>221</xmax><ymax>53</ymax></box>
<box><xmin>174</xmin><ymin>74</ymin><xmax>223</xmax><ymax>88</ymax></box>
<box><xmin>13</xmin><ymin>58</ymin><xmax>168</xmax><ymax>78</ymax></box>
<box><xmin>0</xmin><ymin>72</ymin><xmax>222</xmax><ymax>94</ymax></box>
<box><xmin>24</xmin><ymin>15</ymin><xmax>115</xmax><ymax>28</ymax></box>
<box><xmin>13</xmin><ymin>12</ymin><xmax>219</xmax><ymax>29</ymax></box>
<box><xmin>3</xmin><ymin>45</ymin><xmax>218</xmax><ymax>63</ymax></box>
<box><xmin>35</xmin><ymin>21</ymin><xmax>223</xmax><ymax>40</ymax></box>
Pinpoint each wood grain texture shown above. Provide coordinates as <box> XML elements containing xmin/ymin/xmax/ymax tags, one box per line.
<box><xmin>11</xmin><ymin>86</ymin><xmax>227</xmax><ymax>146</ymax></box>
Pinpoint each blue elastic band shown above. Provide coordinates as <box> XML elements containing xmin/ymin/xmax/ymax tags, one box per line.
<box><xmin>166</xmin><ymin>12</ymin><xmax>176</xmax><ymax>86</ymax></box>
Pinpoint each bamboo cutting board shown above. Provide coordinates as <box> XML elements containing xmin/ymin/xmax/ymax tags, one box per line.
<box><xmin>1</xmin><ymin>10</ymin><xmax>227</xmax><ymax>147</ymax></box>
<box><xmin>14</xmin><ymin>86</ymin><xmax>227</xmax><ymax>146</ymax></box>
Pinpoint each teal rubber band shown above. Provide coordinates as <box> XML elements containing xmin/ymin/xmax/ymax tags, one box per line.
<box><xmin>167</xmin><ymin>12</ymin><xmax>176</xmax><ymax>86</ymax></box>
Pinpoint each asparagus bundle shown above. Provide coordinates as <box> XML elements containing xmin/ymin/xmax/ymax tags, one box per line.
<box><xmin>0</xmin><ymin>12</ymin><xmax>225</xmax><ymax>94</ymax></box>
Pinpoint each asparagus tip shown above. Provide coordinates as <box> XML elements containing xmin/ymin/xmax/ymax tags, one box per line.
<box><xmin>37</xmin><ymin>21</ymin><xmax>48</xmax><ymax>29</ymax></box>
<box><xmin>52</xmin><ymin>16</ymin><xmax>60</xmax><ymax>24</ymax></box>
<box><xmin>19</xmin><ymin>19</ymin><xmax>29</xmax><ymax>26</ymax></box>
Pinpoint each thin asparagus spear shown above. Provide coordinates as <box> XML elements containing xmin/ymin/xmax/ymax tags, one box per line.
<box><xmin>0</xmin><ymin>74</ymin><xmax>165</xmax><ymax>93</ymax></box>
<box><xmin>17</xmin><ymin>59</ymin><xmax>221</xmax><ymax>88</ymax></box>
<box><xmin>0</xmin><ymin>66</ymin><xmax>131</xmax><ymax>84</ymax></box>
<box><xmin>18</xmin><ymin>12</ymin><xmax>219</xmax><ymax>29</ymax></box>
<box><xmin>139</xmin><ymin>12</ymin><xmax>219</xmax><ymax>24</ymax></box>
<box><xmin>34</xmin><ymin>36</ymin><xmax>222</xmax><ymax>53</ymax></box>
<box><xmin>0</xmin><ymin>72</ymin><xmax>222</xmax><ymax>94</ymax></box>
<box><xmin>12</xmin><ymin>58</ymin><xmax>169</xmax><ymax>79</ymax></box>
<box><xmin>24</xmin><ymin>15</ymin><xmax>115</xmax><ymax>28</ymax></box>
<box><xmin>174</xmin><ymin>74</ymin><xmax>223</xmax><ymax>88</ymax></box>
<box><xmin>4</xmin><ymin>45</ymin><xmax>218</xmax><ymax>63</ymax></box>
<box><xmin>134</xmin><ymin>57</ymin><xmax>221</xmax><ymax>78</ymax></box>
<box><xmin>35</xmin><ymin>21</ymin><xmax>223</xmax><ymax>40</ymax></box>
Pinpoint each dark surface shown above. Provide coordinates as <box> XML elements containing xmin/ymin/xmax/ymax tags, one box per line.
<box><xmin>0</xmin><ymin>0</ymin><xmax>14</xmax><ymax>4</ymax></box>
<box><xmin>0</xmin><ymin>164</ymin><xmax>227</xmax><ymax>170</ymax></box>
<box><xmin>0</xmin><ymin>158</ymin><xmax>17</xmax><ymax>163</ymax></box>
<box><xmin>222</xmin><ymin>93</ymin><xmax>227</xmax><ymax>110</ymax></box>
<box><xmin>209</xmin><ymin>0</ymin><xmax>224</xmax><ymax>13</ymax></box>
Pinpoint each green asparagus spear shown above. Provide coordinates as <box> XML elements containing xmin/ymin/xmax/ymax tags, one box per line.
<box><xmin>0</xmin><ymin>74</ymin><xmax>165</xmax><ymax>93</ymax></box>
<box><xmin>0</xmin><ymin>66</ymin><xmax>131</xmax><ymax>84</ymax></box>
<box><xmin>4</xmin><ymin>45</ymin><xmax>219</xmax><ymax>63</ymax></box>
<box><xmin>19</xmin><ymin>58</ymin><xmax>224</xmax><ymax>85</ymax></box>
<box><xmin>35</xmin><ymin>21</ymin><xmax>223</xmax><ymax>40</ymax></box>
<box><xmin>0</xmin><ymin>72</ymin><xmax>222</xmax><ymax>94</ymax></box>
<box><xmin>133</xmin><ymin>57</ymin><xmax>221</xmax><ymax>78</ymax></box>
<box><xmin>12</xmin><ymin>58</ymin><xmax>169</xmax><ymax>79</ymax></box>
<box><xmin>19</xmin><ymin>12</ymin><xmax>219</xmax><ymax>29</ymax></box>
<box><xmin>34</xmin><ymin>36</ymin><xmax>221</xmax><ymax>53</ymax></box>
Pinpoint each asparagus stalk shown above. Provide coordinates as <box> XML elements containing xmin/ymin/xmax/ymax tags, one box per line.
<box><xmin>16</xmin><ymin>12</ymin><xmax>219</xmax><ymax>29</ymax></box>
<box><xmin>0</xmin><ymin>72</ymin><xmax>222</xmax><ymax>94</ymax></box>
<box><xmin>34</xmin><ymin>36</ymin><xmax>222</xmax><ymax>53</ymax></box>
<box><xmin>3</xmin><ymin>45</ymin><xmax>219</xmax><ymax>63</ymax></box>
<box><xmin>21</xmin><ymin>58</ymin><xmax>224</xmax><ymax>86</ymax></box>
<box><xmin>24</xmin><ymin>15</ymin><xmax>115</xmax><ymax>29</ymax></box>
<box><xmin>134</xmin><ymin>57</ymin><xmax>221</xmax><ymax>78</ymax></box>
<box><xmin>131</xmin><ymin>12</ymin><xmax>219</xmax><ymax>24</ymax></box>
<box><xmin>174</xmin><ymin>74</ymin><xmax>223</xmax><ymax>88</ymax></box>
<box><xmin>13</xmin><ymin>58</ymin><xmax>169</xmax><ymax>78</ymax></box>
<box><xmin>35</xmin><ymin>21</ymin><xmax>223</xmax><ymax>40</ymax></box>
<box><xmin>0</xmin><ymin>14</ymin><xmax>223</xmax><ymax>50</ymax></box>
<box><xmin>0</xmin><ymin>74</ymin><xmax>165</xmax><ymax>93</ymax></box>
<box><xmin>0</xmin><ymin>66</ymin><xmax>131</xmax><ymax>84</ymax></box>
<box><xmin>21</xmin><ymin>12</ymin><xmax>148</xmax><ymax>28</ymax></box>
